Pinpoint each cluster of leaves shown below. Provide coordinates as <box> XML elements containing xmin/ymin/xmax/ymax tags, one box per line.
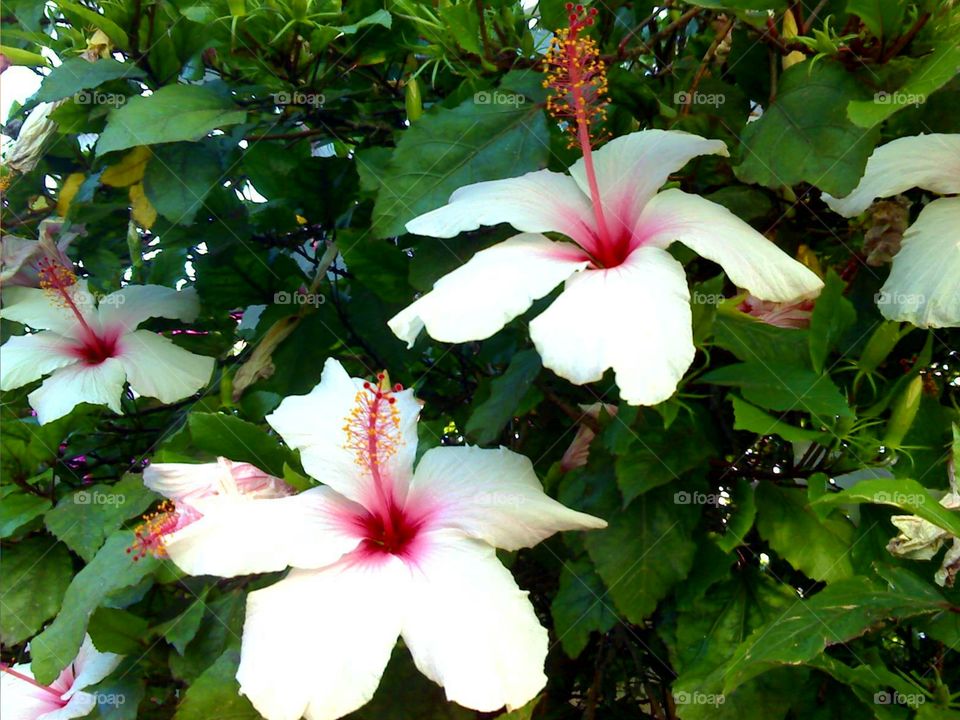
<box><xmin>1</xmin><ymin>0</ymin><xmax>959</xmax><ymax>718</ymax></box>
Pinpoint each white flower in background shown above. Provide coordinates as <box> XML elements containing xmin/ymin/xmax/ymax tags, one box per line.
<box><xmin>140</xmin><ymin>358</ymin><xmax>606</xmax><ymax>720</ymax></box>
<box><xmin>1</xmin><ymin>219</ymin><xmax>81</xmax><ymax>288</ymax></box>
<box><xmin>823</xmin><ymin>133</ymin><xmax>960</xmax><ymax>328</ymax></box>
<box><xmin>5</xmin><ymin>101</ymin><xmax>63</xmax><ymax>173</ymax></box>
<box><xmin>0</xmin><ymin>635</ymin><xmax>121</xmax><ymax>720</ymax></box>
<box><xmin>0</xmin><ymin>260</ymin><xmax>215</xmax><ymax>423</ymax></box>
<box><xmin>389</xmin><ymin>129</ymin><xmax>823</xmax><ymax>406</ymax></box>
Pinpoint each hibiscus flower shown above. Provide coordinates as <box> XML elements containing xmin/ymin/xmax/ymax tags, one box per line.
<box><xmin>137</xmin><ymin>358</ymin><xmax>606</xmax><ymax>720</ymax></box>
<box><xmin>822</xmin><ymin>132</ymin><xmax>960</xmax><ymax>328</ymax></box>
<box><xmin>0</xmin><ymin>261</ymin><xmax>215</xmax><ymax>423</ymax></box>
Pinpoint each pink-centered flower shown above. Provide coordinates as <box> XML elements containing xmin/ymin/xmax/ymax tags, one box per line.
<box><xmin>1</xmin><ymin>635</ymin><xmax>121</xmax><ymax>720</ymax></box>
<box><xmin>0</xmin><ymin>262</ymin><xmax>215</xmax><ymax>424</ymax></box>
<box><xmin>140</xmin><ymin>358</ymin><xmax>606</xmax><ymax>720</ymax></box>
<box><xmin>389</xmin><ymin>7</ymin><xmax>821</xmax><ymax>406</ymax></box>
<box><xmin>738</xmin><ymin>294</ymin><xmax>815</xmax><ymax>329</ymax></box>
<box><xmin>822</xmin><ymin>133</ymin><xmax>960</xmax><ymax>328</ymax></box>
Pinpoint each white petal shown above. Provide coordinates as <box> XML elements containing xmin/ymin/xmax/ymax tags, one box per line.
<box><xmin>823</xmin><ymin>133</ymin><xmax>960</xmax><ymax>217</ymax></box>
<box><xmin>63</xmin><ymin>636</ymin><xmax>121</xmax><ymax>697</ymax></box>
<box><xmin>37</xmin><ymin>692</ymin><xmax>96</xmax><ymax>720</ymax></box>
<box><xmin>267</xmin><ymin>358</ymin><xmax>421</xmax><ymax>506</ymax></box>
<box><xmin>569</xmin><ymin>129</ymin><xmax>728</xmax><ymax>239</ymax></box>
<box><xmin>0</xmin><ymin>332</ymin><xmax>78</xmax><ymax>391</ymax></box>
<box><xmin>877</xmin><ymin>197</ymin><xmax>960</xmax><ymax>328</ymax></box>
<box><xmin>408</xmin><ymin>446</ymin><xmax>606</xmax><ymax>551</ymax></box>
<box><xmin>117</xmin><ymin>329</ymin><xmax>214</xmax><ymax>403</ymax></box>
<box><xmin>237</xmin><ymin>562</ymin><xmax>406</xmax><ymax>720</ymax></box>
<box><xmin>28</xmin><ymin>358</ymin><xmax>126</xmax><ymax>424</ymax></box>
<box><xmin>0</xmin><ymin>663</ymin><xmax>65</xmax><ymax>720</ymax></box>
<box><xmin>163</xmin><ymin>486</ymin><xmax>364</xmax><ymax>576</ymax></box>
<box><xmin>144</xmin><ymin>459</ymin><xmax>291</xmax><ymax>502</ymax></box>
<box><xmin>97</xmin><ymin>285</ymin><xmax>200</xmax><ymax>334</ymax></box>
<box><xmin>405</xmin><ymin>169</ymin><xmax>598</xmax><ymax>249</ymax></box>
<box><xmin>388</xmin><ymin>233</ymin><xmax>588</xmax><ymax>347</ymax></box>
<box><xmin>1</xmin><ymin>281</ymin><xmax>97</xmax><ymax>334</ymax></box>
<box><xmin>529</xmin><ymin>246</ymin><xmax>695</xmax><ymax>406</ymax></box>
<box><xmin>637</xmin><ymin>189</ymin><xmax>824</xmax><ymax>301</ymax></box>
<box><xmin>402</xmin><ymin>532</ymin><xmax>547</xmax><ymax>712</ymax></box>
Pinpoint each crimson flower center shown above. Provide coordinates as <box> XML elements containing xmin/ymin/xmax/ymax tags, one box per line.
<box><xmin>358</xmin><ymin>501</ymin><xmax>422</xmax><ymax>557</ymax></box>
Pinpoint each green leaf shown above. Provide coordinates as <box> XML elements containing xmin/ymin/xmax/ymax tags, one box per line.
<box><xmin>848</xmin><ymin>34</ymin><xmax>960</xmax><ymax>127</ymax></box>
<box><xmin>713</xmin><ymin>478</ymin><xmax>758</xmax><ymax>553</ymax></box>
<box><xmin>0</xmin><ymin>535</ymin><xmax>73</xmax><ymax>645</ymax></box>
<box><xmin>144</xmin><ymin>142</ymin><xmax>223</xmax><ymax>225</ymax></box>
<box><xmin>846</xmin><ymin>0</ymin><xmax>907</xmax><ymax>41</ymax></box>
<box><xmin>712</xmin><ymin>304</ymin><xmax>811</xmax><ymax>368</ymax></box>
<box><xmin>158</xmin><ymin>589</ymin><xmax>211</xmax><ymax>655</ymax></box>
<box><xmin>465</xmin><ymin>350</ymin><xmax>541</xmax><ymax>445</ymax></box>
<box><xmin>550</xmin><ymin>557</ymin><xmax>618</xmax><ymax>658</ymax></box>
<box><xmin>756</xmin><ymin>484</ymin><xmax>855</xmax><ymax>582</ymax></box>
<box><xmin>0</xmin><ymin>487</ymin><xmax>52</xmax><ymax>538</ymax></box>
<box><xmin>96</xmin><ymin>85</ymin><xmax>246</xmax><ymax>156</ymax></box>
<box><xmin>812</xmin><ymin>477</ymin><xmax>960</xmax><ymax>537</ymax></box>
<box><xmin>736</xmin><ymin>62</ymin><xmax>880</xmax><ymax>196</ymax></box>
<box><xmin>372</xmin><ymin>70</ymin><xmax>548</xmax><ymax>238</ymax></box>
<box><xmin>30</xmin><ymin>530</ymin><xmax>159</xmax><ymax>684</ymax></box>
<box><xmin>173</xmin><ymin>649</ymin><xmax>260</xmax><ymax>720</ymax></box>
<box><xmin>45</xmin><ymin>474</ymin><xmax>158</xmax><ymax>562</ymax></box>
<box><xmin>701</xmin><ymin>361</ymin><xmax>852</xmax><ymax>419</ymax></box>
<box><xmin>808</xmin><ymin>270</ymin><xmax>855</xmax><ymax>374</ymax></box>
<box><xmin>721</xmin><ymin>574</ymin><xmax>950</xmax><ymax>692</ymax></box>
<box><xmin>88</xmin><ymin>607</ymin><xmax>150</xmax><ymax>654</ymax></box>
<box><xmin>187</xmin><ymin>412</ymin><xmax>295</xmax><ymax>478</ymax></box>
<box><xmin>584</xmin><ymin>486</ymin><xmax>698</xmax><ymax>624</ymax></box>
<box><xmin>35</xmin><ymin>57</ymin><xmax>145</xmax><ymax>103</ymax></box>
<box><xmin>336</xmin><ymin>8</ymin><xmax>391</xmax><ymax>34</ymax></box>
<box><xmin>54</xmin><ymin>1</ymin><xmax>129</xmax><ymax>51</ymax></box>
<box><xmin>729</xmin><ymin>395</ymin><xmax>831</xmax><ymax>445</ymax></box>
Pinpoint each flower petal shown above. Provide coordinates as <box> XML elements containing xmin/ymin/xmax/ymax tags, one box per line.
<box><xmin>97</xmin><ymin>285</ymin><xmax>200</xmax><ymax>334</ymax></box>
<box><xmin>37</xmin><ymin>692</ymin><xmax>97</xmax><ymax>720</ymax></box>
<box><xmin>237</xmin><ymin>562</ymin><xmax>406</xmax><ymax>720</ymax></box>
<box><xmin>407</xmin><ymin>446</ymin><xmax>606</xmax><ymax>551</ymax></box>
<box><xmin>637</xmin><ymin>189</ymin><xmax>824</xmax><ymax>302</ymax></box>
<box><xmin>568</xmin><ymin>129</ymin><xmax>728</xmax><ymax>238</ymax></box>
<box><xmin>162</xmin><ymin>486</ymin><xmax>365</xmax><ymax>576</ymax></box>
<box><xmin>402</xmin><ymin>531</ymin><xmax>547</xmax><ymax>712</ymax></box>
<box><xmin>405</xmin><ymin>169</ymin><xmax>598</xmax><ymax>249</ymax></box>
<box><xmin>877</xmin><ymin>196</ymin><xmax>960</xmax><ymax>328</ymax></box>
<box><xmin>28</xmin><ymin>358</ymin><xmax>126</xmax><ymax>424</ymax></box>
<box><xmin>267</xmin><ymin>358</ymin><xmax>422</xmax><ymax>506</ymax></box>
<box><xmin>0</xmin><ymin>281</ymin><xmax>97</xmax><ymax>334</ymax></box>
<box><xmin>0</xmin><ymin>331</ymin><xmax>78</xmax><ymax>391</ymax></box>
<box><xmin>822</xmin><ymin>133</ymin><xmax>960</xmax><ymax>217</ymax></box>
<box><xmin>62</xmin><ymin>635</ymin><xmax>121</xmax><ymax>697</ymax></box>
<box><xmin>143</xmin><ymin>458</ymin><xmax>292</xmax><ymax>502</ymax></box>
<box><xmin>389</xmin><ymin>233</ymin><xmax>588</xmax><ymax>347</ymax></box>
<box><xmin>0</xmin><ymin>663</ymin><xmax>65</xmax><ymax>720</ymax></box>
<box><xmin>529</xmin><ymin>246</ymin><xmax>695</xmax><ymax>406</ymax></box>
<box><xmin>117</xmin><ymin>329</ymin><xmax>214</xmax><ymax>403</ymax></box>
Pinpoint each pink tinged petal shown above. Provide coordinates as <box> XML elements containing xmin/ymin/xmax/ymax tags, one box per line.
<box><xmin>60</xmin><ymin>636</ymin><xmax>121</xmax><ymax>699</ymax></box>
<box><xmin>388</xmin><ymin>233</ymin><xmax>589</xmax><ymax>348</ymax></box>
<box><xmin>569</xmin><ymin>129</ymin><xmax>729</xmax><ymax>246</ymax></box>
<box><xmin>823</xmin><ymin>133</ymin><xmax>960</xmax><ymax>217</ymax></box>
<box><xmin>96</xmin><ymin>285</ymin><xmax>200</xmax><ymax>334</ymax></box>
<box><xmin>637</xmin><ymin>189</ymin><xmax>824</xmax><ymax>302</ymax></box>
<box><xmin>407</xmin><ymin>446</ymin><xmax>606</xmax><ymax>551</ymax></box>
<box><xmin>0</xmin><ymin>332</ymin><xmax>78</xmax><ymax>391</ymax></box>
<box><xmin>36</xmin><ymin>692</ymin><xmax>96</xmax><ymax>720</ymax></box>
<box><xmin>405</xmin><ymin>169</ymin><xmax>598</xmax><ymax>249</ymax></box>
<box><xmin>1</xmin><ymin>663</ymin><xmax>66</xmax><ymax>720</ymax></box>
<box><xmin>401</xmin><ymin>531</ymin><xmax>548</xmax><ymax>712</ymax></box>
<box><xmin>143</xmin><ymin>459</ymin><xmax>293</xmax><ymax>503</ymax></box>
<box><xmin>738</xmin><ymin>295</ymin><xmax>815</xmax><ymax>329</ymax></box>
<box><xmin>116</xmin><ymin>330</ymin><xmax>214</xmax><ymax>403</ymax></box>
<box><xmin>237</xmin><ymin>562</ymin><xmax>407</xmax><ymax>720</ymax></box>
<box><xmin>161</xmin><ymin>486</ymin><xmax>364</xmax><ymax>576</ymax></box>
<box><xmin>0</xmin><ymin>281</ymin><xmax>98</xmax><ymax>335</ymax></box>
<box><xmin>267</xmin><ymin>358</ymin><xmax>421</xmax><ymax>507</ymax></box>
<box><xmin>529</xmin><ymin>246</ymin><xmax>695</xmax><ymax>406</ymax></box>
<box><xmin>28</xmin><ymin>357</ymin><xmax>127</xmax><ymax>424</ymax></box>
<box><xmin>878</xmin><ymin>196</ymin><xmax>960</xmax><ymax>328</ymax></box>
<box><xmin>560</xmin><ymin>403</ymin><xmax>618</xmax><ymax>471</ymax></box>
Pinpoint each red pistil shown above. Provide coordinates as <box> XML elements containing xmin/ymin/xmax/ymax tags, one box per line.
<box><xmin>127</xmin><ymin>500</ymin><xmax>199</xmax><ymax>560</ymax></box>
<box><xmin>38</xmin><ymin>258</ymin><xmax>118</xmax><ymax>364</ymax></box>
<box><xmin>0</xmin><ymin>663</ymin><xmax>64</xmax><ymax>700</ymax></box>
<box><xmin>357</xmin><ymin>500</ymin><xmax>422</xmax><ymax>557</ymax></box>
<box><xmin>544</xmin><ymin>5</ymin><xmax>615</xmax><ymax>263</ymax></box>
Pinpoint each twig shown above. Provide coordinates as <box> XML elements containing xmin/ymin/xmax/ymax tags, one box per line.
<box><xmin>679</xmin><ymin>17</ymin><xmax>734</xmax><ymax>117</ymax></box>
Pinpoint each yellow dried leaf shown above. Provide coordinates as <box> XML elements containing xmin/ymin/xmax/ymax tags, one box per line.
<box><xmin>101</xmin><ymin>146</ymin><xmax>151</xmax><ymax>187</ymax></box>
<box><xmin>129</xmin><ymin>182</ymin><xmax>156</xmax><ymax>228</ymax></box>
<box><xmin>57</xmin><ymin>173</ymin><xmax>86</xmax><ymax>215</ymax></box>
